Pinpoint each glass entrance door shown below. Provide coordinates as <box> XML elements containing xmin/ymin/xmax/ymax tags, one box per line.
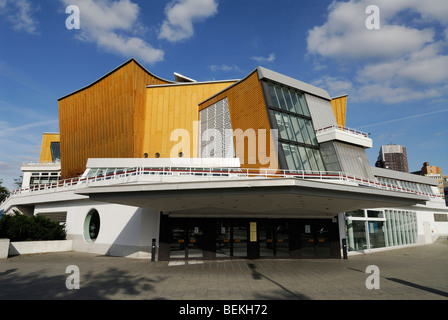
<box><xmin>232</xmin><ymin>222</ymin><xmax>248</xmax><ymax>257</ymax></box>
<box><xmin>259</xmin><ymin>221</ymin><xmax>290</xmax><ymax>257</ymax></box>
<box><xmin>300</xmin><ymin>221</ymin><xmax>331</xmax><ymax>258</ymax></box>
<box><xmin>169</xmin><ymin>221</ymin><xmax>204</xmax><ymax>259</ymax></box>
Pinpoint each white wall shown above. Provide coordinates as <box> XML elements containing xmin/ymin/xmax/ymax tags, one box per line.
<box><xmin>415</xmin><ymin>211</ymin><xmax>448</xmax><ymax>243</ymax></box>
<box><xmin>34</xmin><ymin>200</ymin><xmax>160</xmax><ymax>259</ymax></box>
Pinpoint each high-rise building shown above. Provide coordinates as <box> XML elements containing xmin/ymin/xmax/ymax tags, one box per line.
<box><xmin>375</xmin><ymin>144</ymin><xmax>409</xmax><ymax>173</ymax></box>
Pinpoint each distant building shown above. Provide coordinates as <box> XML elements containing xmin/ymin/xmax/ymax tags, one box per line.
<box><xmin>413</xmin><ymin>162</ymin><xmax>445</xmax><ymax>199</ymax></box>
<box><xmin>375</xmin><ymin>144</ymin><xmax>409</xmax><ymax>173</ymax></box>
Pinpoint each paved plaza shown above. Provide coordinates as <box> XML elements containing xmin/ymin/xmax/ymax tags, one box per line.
<box><xmin>0</xmin><ymin>239</ymin><xmax>447</xmax><ymax>301</ymax></box>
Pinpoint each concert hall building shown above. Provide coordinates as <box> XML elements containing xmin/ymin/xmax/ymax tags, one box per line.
<box><xmin>1</xmin><ymin>59</ymin><xmax>447</xmax><ymax>261</ymax></box>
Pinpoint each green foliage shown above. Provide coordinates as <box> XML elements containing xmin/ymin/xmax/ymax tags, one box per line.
<box><xmin>0</xmin><ymin>211</ymin><xmax>66</xmax><ymax>242</ymax></box>
<box><xmin>0</xmin><ymin>179</ymin><xmax>9</xmax><ymax>202</ymax></box>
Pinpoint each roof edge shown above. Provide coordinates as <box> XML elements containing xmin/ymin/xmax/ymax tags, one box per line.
<box><xmin>257</xmin><ymin>66</ymin><xmax>331</xmax><ymax>101</ymax></box>
<box><xmin>198</xmin><ymin>68</ymin><xmax>259</xmax><ymax>106</ymax></box>
<box><xmin>58</xmin><ymin>58</ymin><xmax>174</xmax><ymax>101</ymax></box>
<box><xmin>147</xmin><ymin>79</ymin><xmax>238</xmax><ymax>89</ymax></box>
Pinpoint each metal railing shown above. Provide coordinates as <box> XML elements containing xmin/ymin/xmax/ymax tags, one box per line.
<box><xmin>1</xmin><ymin>166</ymin><xmax>441</xmax><ymax>208</ymax></box>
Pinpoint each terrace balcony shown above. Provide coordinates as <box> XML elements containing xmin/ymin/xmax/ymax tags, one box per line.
<box><xmin>315</xmin><ymin>125</ymin><xmax>373</xmax><ymax>149</ymax></box>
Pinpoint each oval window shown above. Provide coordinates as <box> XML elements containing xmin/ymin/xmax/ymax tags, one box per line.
<box><xmin>84</xmin><ymin>209</ymin><xmax>100</xmax><ymax>243</ymax></box>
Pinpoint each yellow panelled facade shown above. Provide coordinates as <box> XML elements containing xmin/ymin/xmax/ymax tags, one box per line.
<box><xmin>330</xmin><ymin>95</ymin><xmax>348</xmax><ymax>127</ymax></box>
<box><xmin>199</xmin><ymin>70</ymin><xmax>279</xmax><ymax>171</ymax></box>
<box><xmin>39</xmin><ymin>133</ymin><xmax>60</xmax><ymax>162</ymax></box>
<box><xmin>143</xmin><ymin>81</ymin><xmax>236</xmax><ymax>158</ymax></box>
<box><xmin>58</xmin><ymin>59</ymin><xmax>171</xmax><ymax>179</ymax></box>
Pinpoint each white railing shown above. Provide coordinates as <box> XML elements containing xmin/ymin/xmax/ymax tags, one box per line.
<box><xmin>315</xmin><ymin>125</ymin><xmax>370</xmax><ymax>138</ymax></box>
<box><xmin>0</xmin><ymin>167</ymin><xmax>443</xmax><ymax>209</ymax></box>
<box><xmin>1</xmin><ymin>166</ymin><xmax>441</xmax><ymax>207</ymax></box>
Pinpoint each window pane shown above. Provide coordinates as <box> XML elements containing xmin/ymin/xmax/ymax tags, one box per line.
<box><xmin>284</xmin><ymin>89</ymin><xmax>296</xmax><ymax>113</ymax></box>
<box><xmin>347</xmin><ymin>220</ymin><xmax>367</xmax><ymax>251</ymax></box>
<box><xmin>368</xmin><ymin>221</ymin><xmax>386</xmax><ymax>249</ymax></box>
<box><xmin>290</xmin><ymin>145</ymin><xmax>304</xmax><ymax>171</ymax></box>
<box><xmin>298</xmin><ymin>146</ymin><xmax>311</xmax><ymax>171</ymax></box>
<box><xmin>282</xmin><ymin>144</ymin><xmax>296</xmax><ymax>170</ymax></box>
<box><xmin>313</xmin><ymin>149</ymin><xmax>326</xmax><ymax>171</ymax></box>
<box><xmin>411</xmin><ymin>212</ymin><xmax>417</xmax><ymax>243</ymax></box>
<box><xmin>346</xmin><ymin>210</ymin><xmax>365</xmax><ymax>217</ymax></box>
<box><xmin>400</xmin><ymin>211</ymin><xmax>408</xmax><ymax>244</ymax></box>
<box><xmin>298</xmin><ymin>94</ymin><xmax>310</xmax><ymax>117</ymax></box>
<box><xmin>274</xmin><ymin>112</ymin><xmax>289</xmax><ymax>140</ymax></box>
<box><xmin>306</xmin><ymin>147</ymin><xmax>319</xmax><ymax>171</ymax></box>
<box><xmin>367</xmin><ymin>210</ymin><xmax>384</xmax><ymax>218</ymax></box>
<box><xmin>275</xmin><ymin>85</ymin><xmax>288</xmax><ymax>110</ymax></box>
<box><xmin>282</xmin><ymin>114</ymin><xmax>296</xmax><ymax>141</ymax></box>
<box><xmin>385</xmin><ymin>210</ymin><xmax>392</xmax><ymax>247</ymax></box>
<box><xmin>298</xmin><ymin>118</ymin><xmax>311</xmax><ymax>145</ymax></box>
<box><xmin>305</xmin><ymin>119</ymin><xmax>318</xmax><ymax>145</ymax></box>
<box><xmin>267</xmin><ymin>83</ymin><xmax>280</xmax><ymax>108</ymax></box>
<box><xmin>290</xmin><ymin>91</ymin><xmax>304</xmax><ymax>115</ymax></box>
<box><xmin>396</xmin><ymin>211</ymin><xmax>402</xmax><ymax>245</ymax></box>
<box><xmin>290</xmin><ymin>116</ymin><xmax>305</xmax><ymax>143</ymax></box>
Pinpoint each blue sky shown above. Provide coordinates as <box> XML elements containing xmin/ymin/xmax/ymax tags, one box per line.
<box><xmin>0</xmin><ymin>0</ymin><xmax>447</xmax><ymax>190</ymax></box>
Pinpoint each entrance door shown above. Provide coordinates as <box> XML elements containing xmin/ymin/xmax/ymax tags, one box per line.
<box><xmin>300</xmin><ymin>221</ymin><xmax>331</xmax><ymax>258</ymax></box>
<box><xmin>169</xmin><ymin>221</ymin><xmax>204</xmax><ymax>259</ymax></box>
<box><xmin>259</xmin><ymin>221</ymin><xmax>290</xmax><ymax>258</ymax></box>
<box><xmin>214</xmin><ymin>220</ymin><xmax>249</xmax><ymax>258</ymax></box>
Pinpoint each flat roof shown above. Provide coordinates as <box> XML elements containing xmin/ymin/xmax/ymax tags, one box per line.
<box><xmin>372</xmin><ymin>167</ymin><xmax>439</xmax><ymax>186</ymax></box>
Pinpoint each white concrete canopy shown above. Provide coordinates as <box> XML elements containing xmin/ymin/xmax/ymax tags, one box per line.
<box><xmin>75</xmin><ymin>178</ymin><xmax>428</xmax><ymax>218</ymax></box>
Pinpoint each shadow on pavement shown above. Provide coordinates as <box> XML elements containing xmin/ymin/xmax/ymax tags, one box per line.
<box><xmin>247</xmin><ymin>263</ymin><xmax>310</xmax><ymax>300</ymax></box>
<box><xmin>0</xmin><ymin>265</ymin><xmax>166</xmax><ymax>300</ymax></box>
<box><xmin>385</xmin><ymin>278</ymin><xmax>448</xmax><ymax>298</ymax></box>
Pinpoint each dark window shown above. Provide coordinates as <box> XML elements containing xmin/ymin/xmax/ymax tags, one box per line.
<box><xmin>50</xmin><ymin>142</ymin><xmax>60</xmax><ymax>162</ymax></box>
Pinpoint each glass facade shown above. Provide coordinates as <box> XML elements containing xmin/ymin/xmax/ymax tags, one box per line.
<box><xmin>346</xmin><ymin>209</ymin><xmax>417</xmax><ymax>251</ymax></box>
<box><xmin>263</xmin><ymin>81</ymin><xmax>325</xmax><ymax>172</ymax></box>
<box><xmin>30</xmin><ymin>172</ymin><xmax>61</xmax><ymax>186</ymax></box>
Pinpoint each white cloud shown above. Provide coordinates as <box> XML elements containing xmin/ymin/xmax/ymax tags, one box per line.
<box><xmin>307</xmin><ymin>0</ymin><xmax>448</xmax><ymax>104</ymax></box>
<box><xmin>209</xmin><ymin>64</ymin><xmax>241</xmax><ymax>73</ymax></box>
<box><xmin>307</xmin><ymin>0</ymin><xmax>435</xmax><ymax>61</ymax></box>
<box><xmin>313</xmin><ymin>76</ymin><xmax>353</xmax><ymax>98</ymax></box>
<box><xmin>159</xmin><ymin>0</ymin><xmax>218</xmax><ymax>42</ymax></box>
<box><xmin>251</xmin><ymin>53</ymin><xmax>276</xmax><ymax>64</ymax></box>
<box><xmin>0</xmin><ymin>0</ymin><xmax>39</xmax><ymax>34</ymax></box>
<box><xmin>62</xmin><ymin>0</ymin><xmax>164</xmax><ymax>65</ymax></box>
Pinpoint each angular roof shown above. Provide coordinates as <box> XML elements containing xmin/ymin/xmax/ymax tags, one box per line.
<box><xmin>58</xmin><ymin>58</ymin><xmax>173</xmax><ymax>101</ymax></box>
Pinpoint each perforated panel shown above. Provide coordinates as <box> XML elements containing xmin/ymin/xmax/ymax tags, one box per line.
<box><xmin>199</xmin><ymin>97</ymin><xmax>234</xmax><ymax>158</ymax></box>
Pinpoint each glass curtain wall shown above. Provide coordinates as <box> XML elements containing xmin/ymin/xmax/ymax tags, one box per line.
<box><xmin>264</xmin><ymin>81</ymin><xmax>325</xmax><ymax>172</ymax></box>
<box><xmin>346</xmin><ymin>209</ymin><xmax>417</xmax><ymax>251</ymax></box>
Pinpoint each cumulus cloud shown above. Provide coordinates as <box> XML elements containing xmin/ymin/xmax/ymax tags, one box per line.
<box><xmin>307</xmin><ymin>0</ymin><xmax>448</xmax><ymax>104</ymax></box>
<box><xmin>313</xmin><ymin>76</ymin><xmax>353</xmax><ymax>98</ymax></box>
<box><xmin>62</xmin><ymin>0</ymin><xmax>164</xmax><ymax>65</ymax></box>
<box><xmin>0</xmin><ymin>0</ymin><xmax>39</xmax><ymax>34</ymax></box>
<box><xmin>159</xmin><ymin>0</ymin><xmax>218</xmax><ymax>42</ymax></box>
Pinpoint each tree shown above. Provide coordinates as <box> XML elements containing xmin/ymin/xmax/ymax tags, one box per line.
<box><xmin>13</xmin><ymin>176</ymin><xmax>23</xmax><ymax>190</ymax></box>
<box><xmin>0</xmin><ymin>179</ymin><xmax>9</xmax><ymax>203</ymax></box>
